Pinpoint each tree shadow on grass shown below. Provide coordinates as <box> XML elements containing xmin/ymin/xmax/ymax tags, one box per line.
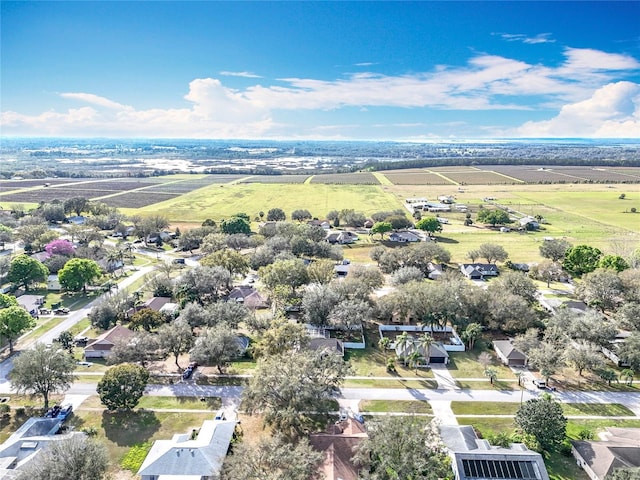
<box><xmin>102</xmin><ymin>409</ymin><xmax>161</xmax><ymax>446</ymax></box>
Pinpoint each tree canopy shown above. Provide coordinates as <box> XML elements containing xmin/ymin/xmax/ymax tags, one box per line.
<box><xmin>563</xmin><ymin>245</ymin><xmax>602</xmax><ymax>276</ymax></box>
<box><xmin>0</xmin><ymin>306</ymin><xmax>36</xmax><ymax>353</ymax></box>
<box><xmin>243</xmin><ymin>350</ymin><xmax>352</xmax><ymax>439</ymax></box>
<box><xmin>515</xmin><ymin>396</ymin><xmax>567</xmax><ymax>452</ymax></box>
<box><xmin>58</xmin><ymin>258</ymin><xmax>102</xmax><ymax>292</ymax></box>
<box><xmin>7</xmin><ymin>254</ymin><xmax>49</xmax><ymax>291</ymax></box>
<box><xmin>354</xmin><ymin>416</ymin><xmax>451</xmax><ymax>480</ymax></box>
<box><xmin>189</xmin><ymin>324</ymin><xmax>242</xmax><ymax>374</ymax></box>
<box><xmin>221</xmin><ymin>435</ymin><xmax>323</xmax><ymax>480</ymax></box>
<box><xmin>11</xmin><ymin>342</ymin><xmax>76</xmax><ymax>409</ymax></box>
<box><xmin>476</xmin><ymin>208</ymin><xmax>511</xmax><ymax>226</ymax></box>
<box><xmin>97</xmin><ymin>363</ymin><xmax>149</xmax><ymax>410</ymax></box>
<box><xmin>16</xmin><ymin>435</ymin><xmax>110</xmax><ymax>480</ymax></box>
<box><xmin>414</xmin><ymin>217</ymin><xmax>442</xmax><ymax>236</ymax></box>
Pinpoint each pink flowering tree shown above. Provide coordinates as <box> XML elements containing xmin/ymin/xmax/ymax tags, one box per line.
<box><xmin>45</xmin><ymin>239</ymin><xmax>75</xmax><ymax>257</ymax></box>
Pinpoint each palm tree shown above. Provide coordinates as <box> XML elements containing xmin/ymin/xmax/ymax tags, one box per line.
<box><xmin>378</xmin><ymin>337</ymin><xmax>391</xmax><ymax>361</ymax></box>
<box><xmin>395</xmin><ymin>332</ymin><xmax>414</xmax><ymax>366</ymax></box>
<box><xmin>106</xmin><ymin>248</ymin><xmax>124</xmax><ymax>277</ymax></box>
<box><xmin>407</xmin><ymin>350</ymin><xmax>424</xmax><ymax>375</ymax></box>
<box><xmin>484</xmin><ymin>367</ymin><xmax>498</xmax><ymax>385</ymax></box>
<box><xmin>463</xmin><ymin>323</ymin><xmax>482</xmax><ymax>350</ymax></box>
<box><xmin>478</xmin><ymin>351</ymin><xmax>492</xmax><ymax>371</ymax></box>
<box><xmin>621</xmin><ymin>369</ymin><xmax>635</xmax><ymax>386</ymax></box>
<box><xmin>416</xmin><ymin>333</ymin><xmax>434</xmax><ymax>365</ymax></box>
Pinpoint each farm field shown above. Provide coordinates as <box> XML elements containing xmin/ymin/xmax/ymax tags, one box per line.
<box><xmin>125</xmin><ymin>183</ymin><xmax>402</xmax><ymax>222</ymax></box>
<box><xmin>1</xmin><ymin>173</ymin><xmax>638</xmax><ymax>263</ymax></box>
<box><xmin>378</xmin><ymin>165</ymin><xmax>640</xmax><ymax>185</ymax></box>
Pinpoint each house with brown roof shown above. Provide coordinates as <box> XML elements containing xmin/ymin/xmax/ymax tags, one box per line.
<box><xmin>227</xmin><ymin>286</ymin><xmax>268</xmax><ymax>309</ymax></box>
<box><xmin>572</xmin><ymin>428</ymin><xmax>640</xmax><ymax>480</ymax></box>
<box><xmin>84</xmin><ymin>325</ymin><xmax>135</xmax><ymax>359</ymax></box>
<box><xmin>493</xmin><ymin>340</ymin><xmax>527</xmax><ymax>367</ymax></box>
<box><xmin>309</xmin><ymin>418</ymin><xmax>367</xmax><ymax>480</ymax></box>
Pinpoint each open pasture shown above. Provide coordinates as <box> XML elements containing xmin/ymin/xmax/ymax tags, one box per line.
<box><xmin>124</xmin><ymin>183</ymin><xmax>401</xmax><ymax>222</ymax></box>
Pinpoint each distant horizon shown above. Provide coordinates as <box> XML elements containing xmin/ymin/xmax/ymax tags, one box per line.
<box><xmin>2</xmin><ymin>136</ymin><xmax>640</xmax><ymax>144</ymax></box>
<box><xmin>2</xmin><ymin>2</ymin><xmax>639</xmax><ymax>139</ymax></box>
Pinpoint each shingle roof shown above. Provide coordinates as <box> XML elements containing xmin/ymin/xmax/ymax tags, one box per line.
<box><xmin>572</xmin><ymin>428</ymin><xmax>640</xmax><ymax>479</ymax></box>
<box><xmin>84</xmin><ymin>325</ymin><xmax>134</xmax><ymax>352</ymax></box>
<box><xmin>137</xmin><ymin>420</ymin><xmax>236</xmax><ymax>477</ymax></box>
<box><xmin>310</xmin><ymin>419</ymin><xmax>367</xmax><ymax>480</ymax></box>
<box><xmin>493</xmin><ymin>340</ymin><xmax>527</xmax><ymax>360</ymax></box>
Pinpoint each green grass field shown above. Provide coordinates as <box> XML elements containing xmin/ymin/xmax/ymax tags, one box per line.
<box><xmin>124</xmin><ymin>183</ymin><xmax>403</xmax><ymax>222</ymax></box>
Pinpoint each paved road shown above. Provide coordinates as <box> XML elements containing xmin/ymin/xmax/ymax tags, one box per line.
<box><xmin>0</xmin><ymin>264</ymin><xmax>156</xmax><ymax>389</ymax></box>
<box><xmin>4</xmin><ymin>381</ymin><xmax>637</xmax><ymax>413</ymax></box>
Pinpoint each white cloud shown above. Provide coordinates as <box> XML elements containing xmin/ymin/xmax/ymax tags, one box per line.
<box><xmin>59</xmin><ymin>93</ymin><xmax>132</xmax><ymax>110</ymax></box>
<box><xmin>219</xmin><ymin>71</ymin><xmax>262</xmax><ymax>78</ymax></box>
<box><xmin>562</xmin><ymin>48</ymin><xmax>640</xmax><ymax>71</ymax></box>
<box><xmin>497</xmin><ymin>33</ymin><xmax>555</xmax><ymax>44</ymax></box>
<box><xmin>2</xmin><ymin>47</ymin><xmax>639</xmax><ymax>138</ymax></box>
<box><xmin>515</xmin><ymin>81</ymin><xmax>640</xmax><ymax>137</ymax></box>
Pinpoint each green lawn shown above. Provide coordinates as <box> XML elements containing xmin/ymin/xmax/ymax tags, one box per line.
<box><xmin>344</xmin><ymin>378</ymin><xmax>437</xmax><ymax>389</ymax></box>
<box><xmin>455</xmin><ymin>380</ymin><xmax>519</xmax><ymax>390</ymax></box>
<box><xmin>18</xmin><ymin>316</ymin><xmax>67</xmax><ymax>346</ymax></box>
<box><xmin>78</xmin><ymin>395</ymin><xmax>221</xmax><ymax>411</ymax></box>
<box><xmin>359</xmin><ymin>400</ymin><xmax>433</xmax><ymax>414</ymax></box>
<box><xmin>447</xmin><ymin>351</ymin><xmax>514</xmax><ymax>379</ymax></box>
<box><xmin>451</xmin><ymin>401</ymin><xmax>636</xmax><ymax>417</ymax></box>
<box><xmin>345</xmin><ymin>336</ymin><xmax>434</xmax><ymax>379</ymax></box>
<box><xmin>68</xmin><ymin>409</ymin><xmax>213</xmax><ymax>471</ymax></box>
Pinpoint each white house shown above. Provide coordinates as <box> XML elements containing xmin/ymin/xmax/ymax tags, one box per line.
<box><xmin>47</xmin><ymin>275</ymin><xmax>61</xmax><ymax>291</ymax></box>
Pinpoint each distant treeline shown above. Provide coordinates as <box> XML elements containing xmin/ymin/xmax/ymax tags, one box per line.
<box><xmin>361</xmin><ymin>156</ymin><xmax>640</xmax><ymax>170</ymax></box>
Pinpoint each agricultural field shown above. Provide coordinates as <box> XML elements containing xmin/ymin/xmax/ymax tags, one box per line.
<box><xmin>126</xmin><ymin>183</ymin><xmax>402</xmax><ymax>222</ymax></box>
<box><xmin>309</xmin><ymin>172</ymin><xmax>380</xmax><ymax>184</ymax></box>
<box><xmin>379</xmin><ymin>165</ymin><xmax>640</xmax><ymax>185</ymax></box>
<box><xmin>239</xmin><ymin>174</ymin><xmax>310</xmax><ymax>184</ymax></box>
<box><xmin>381</xmin><ymin>170</ymin><xmax>456</xmax><ymax>185</ymax></box>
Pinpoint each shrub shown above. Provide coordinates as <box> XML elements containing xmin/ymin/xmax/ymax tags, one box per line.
<box><xmin>577</xmin><ymin>428</ymin><xmax>595</xmax><ymax>440</ymax></box>
<box><xmin>120</xmin><ymin>442</ymin><xmax>153</xmax><ymax>472</ymax></box>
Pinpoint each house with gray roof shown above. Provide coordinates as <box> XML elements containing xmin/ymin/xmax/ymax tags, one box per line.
<box><xmin>0</xmin><ymin>417</ymin><xmax>82</xmax><ymax>478</ymax></box>
<box><xmin>460</xmin><ymin>263</ymin><xmax>499</xmax><ymax>280</ymax></box>
<box><xmin>440</xmin><ymin>425</ymin><xmax>549</xmax><ymax>480</ymax></box>
<box><xmin>137</xmin><ymin>419</ymin><xmax>236</xmax><ymax>480</ymax></box>
<box><xmin>493</xmin><ymin>340</ymin><xmax>527</xmax><ymax>367</ymax></box>
<box><xmin>572</xmin><ymin>427</ymin><xmax>640</xmax><ymax>480</ymax></box>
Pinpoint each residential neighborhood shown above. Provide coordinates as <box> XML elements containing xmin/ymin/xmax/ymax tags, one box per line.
<box><xmin>0</xmin><ymin>189</ymin><xmax>638</xmax><ymax>480</ymax></box>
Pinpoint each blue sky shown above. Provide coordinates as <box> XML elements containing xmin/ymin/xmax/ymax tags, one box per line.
<box><xmin>1</xmin><ymin>1</ymin><xmax>639</xmax><ymax>139</ymax></box>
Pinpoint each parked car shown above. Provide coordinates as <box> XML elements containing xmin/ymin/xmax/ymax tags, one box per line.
<box><xmin>54</xmin><ymin>307</ymin><xmax>70</xmax><ymax>314</ymax></box>
<box><xmin>533</xmin><ymin>379</ymin><xmax>547</xmax><ymax>389</ymax></box>
<box><xmin>182</xmin><ymin>366</ymin><xmax>194</xmax><ymax>380</ymax></box>
<box><xmin>76</xmin><ymin>361</ymin><xmax>93</xmax><ymax>367</ymax></box>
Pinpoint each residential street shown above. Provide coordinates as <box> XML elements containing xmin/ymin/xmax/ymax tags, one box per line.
<box><xmin>0</xmin><ymin>264</ymin><xmax>156</xmax><ymax>389</ymax></box>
